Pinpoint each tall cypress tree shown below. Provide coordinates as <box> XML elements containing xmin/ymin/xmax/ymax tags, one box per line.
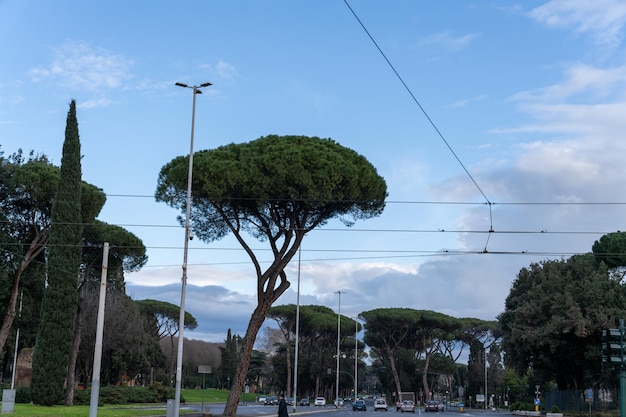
<box><xmin>31</xmin><ymin>100</ymin><xmax>83</xmax><ymax>405</ymax></box>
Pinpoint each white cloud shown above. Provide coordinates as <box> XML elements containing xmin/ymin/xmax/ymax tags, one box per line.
<box><xmin>418</xmin><ymin>31</ymin><xmax>480</xmax><ymax>50</ymax></box>
<box><xmin>199</xmin><ymin>60</ymin><xmax>239</xmax><ymax>80</ymax></box>
<box><xmin>529</xmin><ymin>0</ymin><xmax>626</xmax><ymax>49</ymax></box>
<box><xmin>511</xmin><ymin>63</ymin><xmax>626</xmax><ymax>102</ymax></box>
<box><xmin>79</xmin><ymin>97</ymin><xmax>113</xmax><ymax>109</ymax></box>
<box><xmin>29</xmin><ymin>41</ymin><xmax>133</xmax><ymax>92</ymax></box>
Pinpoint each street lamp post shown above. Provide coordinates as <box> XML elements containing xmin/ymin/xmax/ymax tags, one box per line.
<box><xmin>335</xmin><ymin>290</ymin><xmax>345</xmax><ymax>407</ymax></box>
<box><xmin>354</xmin><ymin>318</ymin><xmax>358</xmax><ymax>399</ymax></box>
<box><xmin>292</xmin><ymin>246</ymin><xmax>302</xmax><ymax>413</ymax></box>
<box><xmin>173</xmin><ymin>81</ymin><xmax>212</xmax><ymax>417</ymax></box>
<box><xmin>484</xmin><ymin>348</ymin><xmax>488</xmax><ymax>410</ymax></box>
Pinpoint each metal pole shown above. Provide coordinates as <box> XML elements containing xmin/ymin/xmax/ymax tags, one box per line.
<box><xmin>10</xmin><ymin>289</ymin><xmax>23</xmax><ymax>390</ymax></box>
<box><xmin>484</xmin><ymin>349</ymin><xmax>488</xmax><ymax>409</ymax></box>
<box><xmin>173</xmin><ymin>81</ymin><xmax>211</xmax><ymax>417</ymax></box>
<box><xmin>335</xmin><ymin>291</ymin><xmax>344</xmax><ymax>407</ymax></box>
<box><xmin>354</xmin><ymin>319</ymin><xmax>358</xmax><ymax>399</ymax></box>
<box><xmin>89</xmin><ymin>242</ymin><xmax>109</xmax><ymax>417</ymax></box>
<box><xmin>621</xmin><ymin>320</ymin><xmax>626</xmax><ymax>417</ymax></box>
<box><xmin>292</xmin><ymin>247</ymin><xmax>302</xmax><ymax>413</ymax></box>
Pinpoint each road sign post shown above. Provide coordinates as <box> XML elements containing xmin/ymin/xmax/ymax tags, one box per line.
<box><xmin>198</xmin><ymin>365</ymin><xmax>212</xmax><ymax>415</ymax></box>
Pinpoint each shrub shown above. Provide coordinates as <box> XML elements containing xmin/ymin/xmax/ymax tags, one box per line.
<box><xmin>74</xmin><ymin>388</ymin><xmax>90</xmax><ymax>405</ymax></box>
<box><xmin>551</xmin><ymin>405</ymin><xmax>560</xmax><ymax>413</ymax></box>
<box><xmin>72</xmin><ymin>383</ymin><xmax>180</xmax><ymax>405</ymax></box>
<box><xmin>99</xmin><ymin>385</ymin><xmax>130</xmax><ymax>404</ymax></box>
<box><xmin>149</xmin><ymin>382</ymin><xmax>176</xmax><ymax>403</ymax></box>
<box><xmin>15</xmin><ymin>385</ymin><xmax>31</xmax><ymax>403</ymax></box>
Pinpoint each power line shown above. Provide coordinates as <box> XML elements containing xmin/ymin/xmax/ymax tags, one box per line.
<box><xmin>342</xmin><ymin>0</ymin><xmax>491</xmax><ymax>205</ymax></box>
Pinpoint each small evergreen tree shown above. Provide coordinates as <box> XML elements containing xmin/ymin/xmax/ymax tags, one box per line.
<box><xmin>219</xmin><ymin>329</ymin><xmax>241</xmax><ymax>389</ymax></box>
<box><xmin>31</xmin><ymin>100</ymin><xmax>83</xmax><ymax>405</ymax></box>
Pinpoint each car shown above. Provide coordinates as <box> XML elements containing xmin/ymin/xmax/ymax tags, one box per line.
<box><xmin>258</xmin><ymin>397</ymin><xmax>266</xmax><ymax>403</ymax></box>
<box><xmin>285</xmin><ymin>397</ymin><xmax>294</xmax><ymax>406</ymax></box>
<box><xmin>314</xmin><ymin>397</ymin><xmax>326</xmax><ymax>406</ymax></box>
<box><xmin>264</xmin><ymin>396</ymin><xmax>278</xmax><ymax>405</ymax></box>
<box><xmin>334</xmin><ymin>398</ymin><xmax>344</xmax><ymax>407</ymax></box>
<box><xmin>353</xmin><ymin>399</ymin><xmax>367</xmax><ymax>411</ymax></box>
<box><xmin>299</xmin><ymin>398</ymin><xmax>310</xmax><ymax>406</ymax></box>
<box><xmin>400</xmin><ymin>400</ymin><xmax>415</xmax><ymax>413</ymax></box>
<box><xmin>438</xmin><ymin>402</ymin><xmax>444</xmax><ymax>412</ymax></box>
<box><xmin>425</xmin><ymin>400</ymin><xmax>439</xmax><ymax>412</ymax></box>
<box><xmin>374</xmin><ymin>398</ymin><xmax>388</xmax><ymax>411</ymax></box>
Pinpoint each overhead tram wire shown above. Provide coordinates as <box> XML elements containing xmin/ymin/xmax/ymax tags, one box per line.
<box><xmin>341</xmin><ymin>0</ymin><xmax>491</xmax><ymax>203</ymax></box>
<box><xmin>4</xmin><ymin>195</ymin><xmax>624</xmax><ymax>263</ymax></box>
<box><xmin>342</xmin><ymin>0</ymin><xmax>496</xmax><ymax>250</ymax></box>
<box><xmin>2</xmin><ymin>241</ymin><xmax>621</xmax><ymax>270</ymax></box>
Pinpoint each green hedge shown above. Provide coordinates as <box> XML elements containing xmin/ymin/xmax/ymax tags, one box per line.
<box><xmin>15</xmin><ymin>386</ymin><xmax>32</xmax><ymax>403</ymax></box>
<box><xmin>73</xmin><ymin>383</ymin><xmax>180</xmax><ymax>405</ymax></box>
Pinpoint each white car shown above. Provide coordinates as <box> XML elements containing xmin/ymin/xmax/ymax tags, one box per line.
<box><xmin>374</xmin><ymin>398</ymin><xmax>388</xmax><ymax>411</ymax></box>
<box><xmin>315</xmin><ymin>397</ymin><xmax>326</xmax><ymax>406</ymax></box>
<box><xmin>400</xmin><ymin>400</ymin><xmax>415</xmax><ymax>413</ymax></box>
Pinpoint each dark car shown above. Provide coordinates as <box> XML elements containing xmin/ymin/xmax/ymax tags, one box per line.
<box><xmin>353</xmin><ymin>399</ymin><xmax>367</xmax><ymax>411</ymax></box>
<box><xmin>264</xmin><ymin>396</ymin><xmax>278</xmax><ymax>405</ymax></box>
<box><xmin>285</xmin><ymin>397</ymin><xmax>294</xmax><ymax>406</ymax></box>
<box><xmin>425</xmin><ymin>401</ymin><xmax>439</xmax><ymax>412</ymax></box>
<box><xmin>299</xmin><ymin>398</ymin><xmax>310</xmax><ymax>406</ymax></box>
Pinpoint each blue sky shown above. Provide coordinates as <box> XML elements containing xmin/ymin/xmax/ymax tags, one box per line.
<box><xmin>2</xmin><ymin>1</ymin><xmax>626</xmax><ymax>347</ymax></box>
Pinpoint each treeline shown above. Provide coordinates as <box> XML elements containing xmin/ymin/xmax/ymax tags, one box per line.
<box><xmin>244</xmin><ymin>232</ymin><xmax>626</xmax><ymax>412</ymax></box>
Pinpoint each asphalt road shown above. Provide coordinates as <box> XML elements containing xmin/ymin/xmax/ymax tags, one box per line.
<box><xmin>182</xmin><ymin>400</ymin><xmax>514</xmax><ymax>417</ymax></box>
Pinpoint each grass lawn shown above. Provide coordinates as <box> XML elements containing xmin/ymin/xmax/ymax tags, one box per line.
<box><xmin>1</xmin><ymin>389</ymin><xmax>239</xmax><ymax>416</ymax></box>
<box><xmin>181</xmin><ymin>387</ymin><xmax>231</xmax><ymax>403</ymax></box>
<box><xmin>2</xmin><ymin>403</ymin><xmax>177</xmax><ymax>416</ymax></box>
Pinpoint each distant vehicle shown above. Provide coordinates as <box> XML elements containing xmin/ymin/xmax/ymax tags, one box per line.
<box><xmin>315</xmin><ymin>397</ymin><xmax>326</xmax><ymax>406</ymax></box>
<box><xmin>438</xmin><ymin>401</ymin><xmax>444</xmax><ymax>412</ymax></box>
<box><xmin>374</xmin><ymin>398</ymin><xmax>388</xmax><ymax>411</ymax></box>
<box><xmin>258</xmin><ymin>397</ymin><xmax>266</xmax><ymax>403</ymax></box>
<box><xmin>264</xmin><ymin>396</ymin><xmax>278</xmax><ymax>405</ymax></box>
<box><xmin>353</xmin><ymin>399</ymin><xmax>367</xmax><ymax>411</ymax></box>
<box><xmin>400</xmin><ymin>400</ymin><xmax>415</xmax><ymax>413</ymax></box>
<box><xmin>425</xmin><ymin>401</ymin><xmax>439</xmax><ymax>412</ymax></box>
<box><xmin>299</xmin><ymin>398</ymin><xmax>310</xmax><ymax>406</ymax></box>
<box><xmin>334</xmin><ymin>398</ymin><xmax>344</xmax><ymax>407</ymax></box>
<box><xmin>285</xmin><ymin>397</ymin><xmax>294</xmax><ymax>406</ymax></box>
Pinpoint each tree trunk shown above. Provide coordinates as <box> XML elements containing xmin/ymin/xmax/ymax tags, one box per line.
<box><xmin>421</xmin><ymin>352</ymin><xmax>432</xmax><ymax>400</ymax></box>
<box><xmin>65</xmin><ymin>283</ymin><xmax>89</xmax><ymax>406</ymax></box>
<box><xmin>221</xmin><ymin>226</ymin><xmax>300</xmax><ymax>416</ymax></box>
<box><xmin>0</xmin><ymin>237</ymin><xmax>47</xmax><ymax>353</ymax></box>
<box><xmin>315</xmin><ymin>374</ymin><xmax>320</xmax><ymax>398</ymax></box>
<box><xmin>387</xmin><ymin>346</ymin><xmax>402</xmax><ymax>403</ymax></box>
<box><xmin>222</xmin><ymin>301</ymin><xmax>273</xmax><ymax>416</ymax></box>
<box><xmin>285</xmin><ymin>338</ymin><xmax>292</xmax><ymax>397</ymax></box>
<box><xmin>169</xmin><ymin>334</ymin><xmax>176</xmax><ymax>386</ymax></box>
<box><xmin>65</xmin><ymin>300</ymin><xmax>83</xmax><ymax>406</ymax></box>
